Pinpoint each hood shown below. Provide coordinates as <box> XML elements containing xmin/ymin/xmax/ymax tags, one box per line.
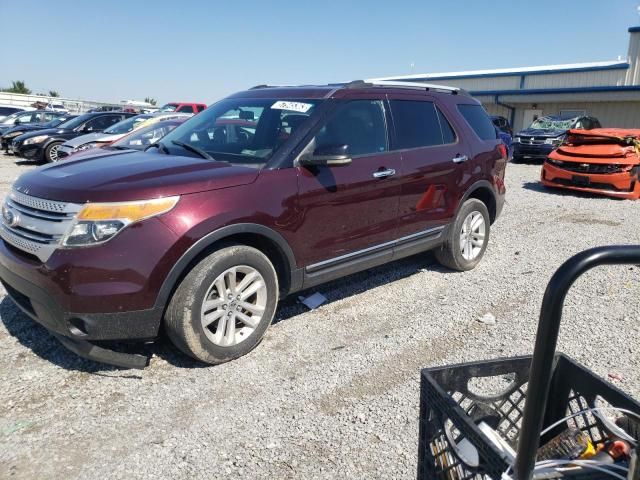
<box><xmin>550</xmin><ymin>144</ymin><xmax>640</xmax><ymax>166</ymax></box>
<box><xmin>63</xmin><ymin>132</ymin><xmax>112</xmax><ymax>148</ymax></box>
<box><xmin>517</xmin><ymin>128</ymin><xmax>568</xmax><ymax>138</ymax></box>
<box><xmin>13</xmin><ymin>150</ymin><xmax>260</xmax><ymax>203</ymax></box>
<box><xmin>16</xmin><ymin>127</ymin><xmax>70</xmax><ymax>141</ymax></box>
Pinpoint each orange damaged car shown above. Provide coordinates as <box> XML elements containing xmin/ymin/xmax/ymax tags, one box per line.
<box><xmin>542</xmin><ymin>128</ymin><xmax>640</xmax><ymax>200</ymax></box>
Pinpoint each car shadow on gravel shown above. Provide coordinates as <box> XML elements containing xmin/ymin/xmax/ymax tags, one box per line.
<box><xmin>273</xmin><ymin>250</ymin><xmax>455</xmax><ymax>324</ymax></box>
<box><xmin>0</xmin><ymin>297</ymin><xmax>140</xmax><ymax>374</ymax></box>
<box><xmin>0</xmin><ymin>251</ymin><xmax>457</xmax><ymax>372</ymax></box>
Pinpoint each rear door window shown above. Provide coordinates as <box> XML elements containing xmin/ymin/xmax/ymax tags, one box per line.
<box><xmin>457</xmin><ymin>104</ymin><xmax>498</xmax><ymax>141</ymax></box>
<box><xmin>390</xmin><ymin>100</ymin><xmax>446</xmax><ymax>149</ymax></box>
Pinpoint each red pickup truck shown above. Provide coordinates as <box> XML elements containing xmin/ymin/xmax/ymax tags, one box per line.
<box><xmin>158</xmin><ymin>102</ymin><xmax>207</xmax><ymax>114</ymax></box>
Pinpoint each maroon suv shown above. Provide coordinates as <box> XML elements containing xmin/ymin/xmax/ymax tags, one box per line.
<box><xmin>0</xmin><ymin>81</ymin><xmax>507</xmax><ymax>368</ymax></box>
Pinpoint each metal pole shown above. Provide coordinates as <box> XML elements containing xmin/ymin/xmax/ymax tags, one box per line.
<box><xmin>514</xmin><ymin>245</ymin><xmax>640</xmax><ymax>479</ymax></box>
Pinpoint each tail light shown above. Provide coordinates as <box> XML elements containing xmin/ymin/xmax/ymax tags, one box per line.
<box><xmin>498</xmin><ymin>143</ymin><xmax>507</xmax><ymax>160</ymax></box>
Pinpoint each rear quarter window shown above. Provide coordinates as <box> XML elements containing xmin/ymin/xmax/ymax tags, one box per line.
<box><xmin>457</xmin><ymin>104</ymin><xmax>497</xmax><ymax>141</ymax></box>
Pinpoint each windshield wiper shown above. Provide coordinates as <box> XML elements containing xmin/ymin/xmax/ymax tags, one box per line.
<box><xmin>171</xmin><ymin>140</ymin><xmax>213</xmax><ymax>160</ymax></box>
<box><xmin>145</xmin><ymin>141</ymin><xmax>170</xmax><ymax>154</ymax></box>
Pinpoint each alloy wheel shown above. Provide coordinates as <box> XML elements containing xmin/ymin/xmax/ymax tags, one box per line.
<box><xmin>459</xmin><ymin>211</ymin><xmax>486</xmax><ymax>261</ymax></box>
<box><xmin>200</xmin><ymin>265</ymin><xmax>267</xmax><ymax>347</ymax></box>
<box><xmin>48</xmin><ymin>144</ymin><xmax>60</xmax><ymax>162</ymax></box>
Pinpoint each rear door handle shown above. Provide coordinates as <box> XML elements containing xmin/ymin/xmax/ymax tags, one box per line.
<box><xmin>372</xmin><ymin>168</ymin><xmax>396</xmax><ymax>179</ymax></box>
<box><xmin>452</xmin><ymin>155</ymin><xmax>469</xmax><ymax>164</ymax></box>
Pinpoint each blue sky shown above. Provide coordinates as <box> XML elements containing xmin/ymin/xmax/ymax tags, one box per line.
<box><xmin>1</xmin><ymin>0</ymin><xmax>639</xmax><ymax>105</ymax></box>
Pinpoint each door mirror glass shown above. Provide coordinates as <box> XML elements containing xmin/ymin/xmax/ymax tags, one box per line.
<box><xmin>300</xmin><ymin>144</ymin><xmax>352</xmax><ymax>167</ymax></box>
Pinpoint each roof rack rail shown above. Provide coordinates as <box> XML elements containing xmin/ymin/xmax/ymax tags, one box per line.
<box><xmin>362</xmin><ymin>79</ymin><xmax>467</xmax><ymax>95</ymax></box>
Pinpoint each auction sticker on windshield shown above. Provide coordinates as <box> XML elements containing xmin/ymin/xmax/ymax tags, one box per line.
<box><xmin>271</xmin><ymin>101</ymin><xmax>313</xmax><ymax>113</ymax></box>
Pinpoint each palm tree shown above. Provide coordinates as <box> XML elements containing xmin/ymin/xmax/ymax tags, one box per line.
<box><xmin>144</xmin><ymin>97</ymin><xmax>157</xmax><ymax>106</ymax></box>
<box><xmin>48</xmin><ymin>90</ymin><xmax>60</xmax><ymax>97</ymax></box>
<box><xmin>3</xmin><ymin>80</ymin><xmax>31</xmax><ymax>94</ymax></box>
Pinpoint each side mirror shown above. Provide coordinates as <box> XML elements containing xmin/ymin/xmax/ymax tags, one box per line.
<box><xmin>13</xmin><ymin>118</ymin><xmax>21</xmax><ymax>125</ymax></box>
<box><xmin>299</xmin><ymin>144</ymin><xmax>352</xmax><ymax>167</ymax></box>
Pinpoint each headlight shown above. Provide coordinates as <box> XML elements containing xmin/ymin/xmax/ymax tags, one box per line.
<box><xmin>4</xmin><ymin>131</ymin><xmax>24</xmax><ymax>139</ymax></box>
<box><xmin>62</xmin><ymin>196</ymin><xmax>180</xmax><ymax>247</ymax></box>
<box><xmin>23</xmin><ymin>135</ymin><xmax>48</xmax><ymax>145</ymax></box>
<box><xmin>76</xmin><ymin>142</ymin><xmax>102</xmax><ymax>152</ymax></box>
<box><xmin>512</xmin><ymin>136</ymin><xmax>520</xmax><ymax>143</ymax></box>
<box><xmin>545</xmin><ymin>137</ymin><xmax>564</xmax><ymax>146</ymax></box>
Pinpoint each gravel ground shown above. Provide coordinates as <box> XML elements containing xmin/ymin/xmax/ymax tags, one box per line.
<box><xmin>0</xmin><ymin>153</ymin><xmax>638</xmax><ymax>479</ymax></box>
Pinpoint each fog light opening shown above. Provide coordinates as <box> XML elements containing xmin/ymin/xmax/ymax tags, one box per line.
<box><xmin>68</xmin><ymin>318</ymin><xmax>89</xmax><ymax>337</ymax></box>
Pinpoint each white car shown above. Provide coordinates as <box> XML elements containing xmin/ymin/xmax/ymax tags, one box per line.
<box><xmin>57</xmin><ymin>112</ymin><xmax>191</xmax><ymax>159</ymax></box>
<box><xmin>46</xmin><ymin>102</ymin><xmax>68</xmax><ymax>113</ymax></box>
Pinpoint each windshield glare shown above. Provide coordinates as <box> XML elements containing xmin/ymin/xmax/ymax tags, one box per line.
<box><xmin>159</xmin><ymin>104</ymin><xmax>177</xmax><ymax>112</ymax></box>
<box><xmin>113</xmin><ymin>121</ymin><xmax>182</xmax><ymax>150</ymax></box>
<box><xmin>104</xmin><ymin>115</ymin><xmax>151</xmax><ymax>134</ymax></box>
<box><xmin>159</xmin><ymin>98</ymin><xmax>321</xmax><ymax>167</ymax></box>
<box><xmin>530</xmin><ymin>118</ymin><xmax>576</xmax><ymax>130</ymax></box>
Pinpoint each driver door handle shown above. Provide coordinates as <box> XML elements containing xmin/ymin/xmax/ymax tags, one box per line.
<box><xmin>452</xmin><ymin>154</ymin><xmax>469</xmax><ymax>164</ymax></box>
<box><xmin>372</xmin><ymin>168</ymin><xmax>396</xmax><ymax>179</ymax></box>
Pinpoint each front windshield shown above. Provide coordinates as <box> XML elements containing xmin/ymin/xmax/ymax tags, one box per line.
<box><xmin>56</xmin><ymin>113</ymin><xmax>95</xmax><ymax>130</ymax></box>
<box><xmin>159</xmin><ymin>103</ymin><xmax>177</xmax><ymax>112</ymax></box>
<box><xmin>43</xmin><ymin>117</ymin><xmax>70</xmax><ymax>128</ymax></box>
<box><xmin>104</xmin><ymin>115</ymin><xmax>151</xmax><ymax>134</ymax></box>
<box><xmin>530</xmin><ymin>118</ymin><xmax>576</xmax><ymax>130</ymax></box>
<box><xmin>159</xmin><ymin>98</ymin><xmax>322</xmax><ymax>167</ymax></box>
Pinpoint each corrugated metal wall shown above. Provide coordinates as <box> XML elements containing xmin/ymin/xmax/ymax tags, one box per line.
<box><xmin>524</xmin><ymin>69</ymin><xmax>627</xmax><ymax>88</ymax></box>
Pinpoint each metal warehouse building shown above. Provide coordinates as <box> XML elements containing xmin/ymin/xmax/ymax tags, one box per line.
<box><xmin>378</xmin><ymin>26</ymin><xmax>640</xmax><ymax>131</ymax></box>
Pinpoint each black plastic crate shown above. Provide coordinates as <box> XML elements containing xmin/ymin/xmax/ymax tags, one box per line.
<box><xmin>418</xmin><ymin>246</ymin><xmax>640</xmax><ymax>479</ymax></box>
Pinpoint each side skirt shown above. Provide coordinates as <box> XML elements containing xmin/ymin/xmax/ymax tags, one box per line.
<box><xmin>302</xmin><ymin>226</ymin><xmax>447</xmax><ymax>289</ymax></box>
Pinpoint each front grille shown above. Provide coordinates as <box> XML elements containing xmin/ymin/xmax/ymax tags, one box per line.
<box><xmin>519</xmin><ymin>136</ymin><xmax>547</xmax><ymax>145</ymax></box>
<box><xmin>547</xmin><ymin>159</ymin><xmax>627</xmax><ymax>174</ymax></box>
<box><xmin>0</xmin><ymin>191</ymin><xmax>82</xmax><ymax>262</ymax></box>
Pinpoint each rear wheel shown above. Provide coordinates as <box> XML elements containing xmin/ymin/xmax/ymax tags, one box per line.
<box><xmin>165</xmin><ymin>245</ymin><xmax>279</xmax><ymax>364</ymax></box>
<box><xmin>44</xmin><ymin>142</ymin><xmax>63</xmax><ymax>163</ymax></box>
<box><xmin>435</xmin><ymin>198</ymin><xmax>490</xmax><ymax>271</ymax></box>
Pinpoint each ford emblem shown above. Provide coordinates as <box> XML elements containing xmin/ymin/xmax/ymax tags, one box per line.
<box><xmin>2</xmin><ymin>206</ymin><xmax>19</xmax><ymax>228</ymax></box>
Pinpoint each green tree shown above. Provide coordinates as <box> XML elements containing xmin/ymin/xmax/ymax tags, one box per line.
<box><xmin>48</xmin><ymin>90</ymin><xmax>60</xmax><ymax>97</ymax></box>
<box><xmin>144</xmin><ymin>97</ymin><xmax>157</xmax><ymax>106</ymax></box>
<box><xmin>2</xmin><ymin>80</ymin><xmax>31</xmax><ymax>94</ymax></box>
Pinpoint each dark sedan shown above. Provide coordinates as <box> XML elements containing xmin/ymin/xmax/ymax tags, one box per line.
<box><xmin>2</xmin><ymin>114</ymin><xmax>77</xmax><ymax>152</ymax></box>
<box><xmin>512</xmin><ymin>114</ymin><xmax>601</xmax><ymax>162</ymax></box>
<box><xmin>11</xmin><ymin>111</ymin><xmax>135</xmax><ymax>162</ymax></box>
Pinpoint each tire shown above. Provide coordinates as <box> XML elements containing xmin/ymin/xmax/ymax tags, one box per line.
<box><xmin>44</xmin><ymin>141</ymin><xmax>63</xmax><ymax>163</ymax></box>
<box><xmin>165</xmin><ymin>245</ymin><xmax>279</xmax><ymax>365</ymax></box>
<box><xmin>435</xmin><ymin>198</ymin><xmax>490</xmax><ymax>272</ymax></box>
<box><xmin>511</xmin><ymin>154</ymin><xmax>522</xmax><ymax>163</ymax></box>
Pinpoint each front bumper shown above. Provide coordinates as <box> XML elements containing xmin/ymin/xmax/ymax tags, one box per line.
<box><xmin>0</xmin><ymin>216</ymin><xmax>180</xmax><ymax>367</ymax></box>
<box><xmin>541</xmin><ymin>162</ymin><xmax>640</xmax><ymax>200</ymax></box>
<box><xmin>513</xmin><ymin>142</ymin><xmax>555</xmax><ymax>159</ymax></box>
<box><xmin>12</xmin><ymin>141</ymin><xmax>45</xmax><ymax>161</ymax></box>
<box><xmin>0</xmin><ymin>249</ymin><xmax>159</xmax><ymax>368</ymax></box>
<box><xmin>57</xmin><ymin>144</ymin><xmax>74</xmax><ymax>159</ymax></box>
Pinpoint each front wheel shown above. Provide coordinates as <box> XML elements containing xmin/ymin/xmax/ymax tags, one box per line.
<box><xmin>44</xmin><ymin>142</ymin><xmax>63</xmax><ymax>163</ymax></box>
<box><xmin>165</xmin><ymin>245</ymin><xmax>279</xmax><ymax>364</ymax></box>
<box><xmin>435</xmin><ymin>198</ymin><xmax>490</xmax><ymax>271</ymax></box>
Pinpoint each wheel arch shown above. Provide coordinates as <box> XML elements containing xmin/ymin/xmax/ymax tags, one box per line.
<box><xmin>155</xmin><ymin>223</ymin><xmax>301</xmax><ymax>312</ymax></box>
<box><xmin>459</xmin><ymin>180</ymin><xmax>497</xmax><ymax>223</ymax></box>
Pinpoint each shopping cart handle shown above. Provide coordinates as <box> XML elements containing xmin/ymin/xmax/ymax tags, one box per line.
<box><xmin>514</xmin><ymin>245</ymin><xmax>640</xmax><ymax>480</ymax></box>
